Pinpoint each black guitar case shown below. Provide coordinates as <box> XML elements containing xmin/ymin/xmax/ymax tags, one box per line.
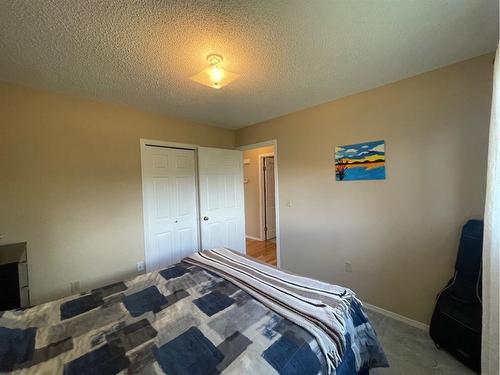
<box><xmin>429</xmin><ymin>219</ymin><xmax>483</xmax><ymax>372</ymax></box>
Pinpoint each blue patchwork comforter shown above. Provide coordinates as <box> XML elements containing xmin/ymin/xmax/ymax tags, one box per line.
<box><xmin>0</xmin><ymin>262</ymin><xmax>387</xmax><ymax>374</ymax></box>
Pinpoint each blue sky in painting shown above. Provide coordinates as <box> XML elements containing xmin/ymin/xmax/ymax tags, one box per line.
<box><xmin>335</xmin><ymin>140</ymin><xmax>384</xmax><ymax>160</ymax></box>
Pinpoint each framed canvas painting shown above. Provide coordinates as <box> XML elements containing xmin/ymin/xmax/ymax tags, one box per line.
<box><xmin>335</xmin><ymin>140</ymin><xmax>385</xmax><ymax>181</ymax></box>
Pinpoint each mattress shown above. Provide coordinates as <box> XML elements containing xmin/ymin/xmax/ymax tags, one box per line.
<box><xmin>0</xmin><ymin>254</ymin><xmax>387</xmax><ymax>374</ymax></box>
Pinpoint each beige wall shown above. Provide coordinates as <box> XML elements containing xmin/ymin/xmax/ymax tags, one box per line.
<box><xmin>236</xmin><ymin>54</ymin><xmax>493</xmax><ymax>324</ymax></box>
<box><xmin>0</xmin><ymin>81</ymin><xmax>234</xmax><ymax>305</ymax></box>
<box><xmin>243</xmin><ymin>146</ymin><xmax>274</xmax><ymax>239</ymax></box>
<box><xmin>0</xmin><ymin>53</ymin><xmax>493</xmax><ymax>323</ymax></box>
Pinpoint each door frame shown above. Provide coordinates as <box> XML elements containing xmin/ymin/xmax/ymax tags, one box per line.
<box><xmin>140</xmin><ymin>139</ymin><xmax>201</xmax><ymax>272</ymax></box>
<box><xmin>259</xmin><ymin>153</ymin><xmax>275</xmax><ymax>241</ymax></box>
<box><xmin>237</xmin><ymin>140</ymin><xmax>281</xmax><ymax>268</ymax></box>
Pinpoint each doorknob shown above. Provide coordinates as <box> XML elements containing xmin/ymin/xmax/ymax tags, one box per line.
<box><xmin>203</xmin><ymin>216</ymin><xmax>209</xmax><ymax>221</ymax></box>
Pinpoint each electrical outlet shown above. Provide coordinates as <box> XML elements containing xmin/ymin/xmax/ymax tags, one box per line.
<box><xmin>345</xmin><ymin>261</ymin><xmax>352</xmax><ymax>273</ymax></box>
<box><xmin>70</xmin><ymin>281</ymin><xmax>80</xmax><ymax>293</ymax></box>
<box><xmin>136</xmin><ymin>261</ymin><xmax>145</xmax><ymax>273</ymax></box>
<box><xmin>286</xmin><ymin>199</ymin><xmax>292</xmax><ymax>207</ymax></box>
<box><xmin>0</xmin><ymin>234</ymin><xmax>5</xmax><ymax>240</ymax></box>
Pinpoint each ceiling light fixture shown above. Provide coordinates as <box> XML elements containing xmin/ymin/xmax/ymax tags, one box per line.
<box><xmin>189</xmin><ymin>54</ymin><xmax>239</xmax><ymax>89</ymax></box>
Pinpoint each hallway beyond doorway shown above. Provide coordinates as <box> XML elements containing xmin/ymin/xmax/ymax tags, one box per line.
<box><xmin>246</xmin><ymin>238</ymin><xmax>277</xmax><ymax>266</ymax></box>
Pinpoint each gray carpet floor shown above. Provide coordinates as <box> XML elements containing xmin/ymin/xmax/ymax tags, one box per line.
<box><xmin>366</xmin><ymin>309</ymin><xmax>476</xmax><ymax>374</ymax></box>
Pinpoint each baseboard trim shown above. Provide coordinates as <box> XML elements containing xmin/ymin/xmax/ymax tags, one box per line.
<box><xmin>363</xmin><ymin>302</ymin><xmax>429</xmax><ymax>331</ymax></box>
<box><xmin>245</xmin><ymin>235</ymin><xmax>263</xmax><ymax>241</ymax></box>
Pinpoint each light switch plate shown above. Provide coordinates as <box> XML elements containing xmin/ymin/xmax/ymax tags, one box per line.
<box><xmin>345</xmin><ymin>261</ymin><xmax>352</xmax><ymax>273</ymax></box>
<box><xmin>137</xmin><ymin>261</ymin><xmax>145</xmax><ymax>273</ymax></box>
<box><xmin>70</xmin><ymin>281</ymin><xmax>80</xmax><ymax>293</ymax></box>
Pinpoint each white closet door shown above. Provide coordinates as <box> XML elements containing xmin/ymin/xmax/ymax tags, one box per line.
<box><xmin>142</xmin><ymin>146</ymin><xmax>199</xmax><ymax>271</ymax></box>
<box><xmin>198</xmin><ymin>147</ymin><xmax>245</xmax><ymax>253</ymax></box>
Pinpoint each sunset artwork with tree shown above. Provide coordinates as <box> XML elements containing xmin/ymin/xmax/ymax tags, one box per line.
<box><xmin>335</xmin><ymin>158</ymin><xmax>349</xmax><ymax>180</ymax></box>
<box><xmin>335</xmin><ymin>140</ymin><xmax>385</xmax><ymax>181</ymax></box>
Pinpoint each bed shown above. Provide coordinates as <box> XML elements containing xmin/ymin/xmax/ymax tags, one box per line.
<box><xmin>0</xmin><ymin>248</ymin><xmax>388</xmax><ymax>374</ymax></box>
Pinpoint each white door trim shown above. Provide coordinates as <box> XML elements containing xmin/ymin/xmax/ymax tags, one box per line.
<box><xmin>237</xmin><ymin>140</ymin><xmax>281</xmax><ymax>268</ymax></box>
<box><xmin>258</xmin><ymin>153</ymin><xmax>275</xmax><ymax>241</ymax></box>
<box><xmin>362</xmin><ymin>302</ymin><xmax>429</xmax><ymax>331</ymax></box>
<box><xmin>140</xmin><ymin>139</ymin><xmax>201</xmax><ymax>272</ymax></box>
<box><xmin>141</xmin><ymin>139</ymin><xmax>198</xmax><ymax>151</ymax></box>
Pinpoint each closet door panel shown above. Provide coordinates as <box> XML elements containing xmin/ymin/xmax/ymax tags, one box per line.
<box><xmin>142</xmin><ymin>146</ymin><xmax>199</xmax><ymax>271</ymax></box>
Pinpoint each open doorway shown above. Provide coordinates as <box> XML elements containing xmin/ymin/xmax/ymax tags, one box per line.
<box><xmin>240</xmin><ymin>142</ymin><xmax>279</xmax><ymax>267</ymax></box>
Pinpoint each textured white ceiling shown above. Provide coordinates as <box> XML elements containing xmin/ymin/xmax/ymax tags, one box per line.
<box><xmin>0</xmin><ymin>1</ymin><xmax>497</xmax><ymax>129</ymax></box>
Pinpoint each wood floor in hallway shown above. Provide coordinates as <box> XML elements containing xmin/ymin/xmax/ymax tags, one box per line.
<box><xmin>246</xmin><ymin>238</ymin><xmax>277</xmax><ymax>266</ymax></box>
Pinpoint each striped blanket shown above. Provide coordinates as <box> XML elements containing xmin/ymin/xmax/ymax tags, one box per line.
<box><xmin>184</xmin><ymin>248</ymin><xmax>368</xmax><ymax>373</ymax></box>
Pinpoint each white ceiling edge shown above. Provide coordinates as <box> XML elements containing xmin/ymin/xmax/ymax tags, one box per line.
<box><xmin>236</xmin><ymin>51</ymin><xmax>496</xmax><ymax>130</ymax></box>
<box><xmin>0</xmin><ymin>1</ymin><xmax>497</xmax><ymax>129</ymax></box>
<box><xmin>1</xmin><ymin>51</ymin><xmax>494</xmax><ymax>132</ymax></box>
